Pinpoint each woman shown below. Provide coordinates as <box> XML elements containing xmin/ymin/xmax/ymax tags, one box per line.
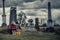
<box><xmin>7</xmin><ymin>21</ymin><xmax>17</xmax><ymax>34</ymax></box>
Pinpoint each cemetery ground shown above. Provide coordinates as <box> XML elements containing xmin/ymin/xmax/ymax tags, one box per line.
<box><xmin>0</xmin><ymin>27</ymin><xmax>60</xmax><ymax>40</ymax></box>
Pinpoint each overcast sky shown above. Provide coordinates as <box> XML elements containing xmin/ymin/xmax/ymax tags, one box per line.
<box><xmin>0</xmin><ymin>0</ymin><xmax>60</xmax><ymax>26</ymax></box>
<box><xmin>0</xmin><ymin>0</ymin><xmax>60</xmax><ymax>8</ymax></box>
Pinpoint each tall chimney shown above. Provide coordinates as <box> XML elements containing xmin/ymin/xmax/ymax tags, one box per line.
<box><xmin>47</xmin><ymin>2</ymin><xmax>52</xmax><ymax>27</ymax></box>
<box><xmin>2</xmin><ymin>0</ymin><xmax>7</xmax><ymax>27</ymax></box>
<box><xmin>48</xmin><ymin>2</ymin><xmax>52</xmax><ymax>20</ymax></box>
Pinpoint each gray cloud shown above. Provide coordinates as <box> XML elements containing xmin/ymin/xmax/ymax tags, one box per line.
<box><xmin>0</xmin><ymin>0</ymin><xmax>36</xmax><ymax>7</ymax></box>
<box><xmin>24</xmin><ymin>0</ymin><xmax>36</xmax><ymax>2</ymax></box>
<box><xmin>0</xmin><ymin>0</ymin><xmax>60</xmax><ymax>8</ymax></box>
<box><xmin>26</xmin><ymin>12</ymin><xmax>37</xmax><ymax>16</ymax></box>
<box><xmin>0</xmin><ymin>0</ymin><xmax>24</xmax><ymax>7</ymax></box>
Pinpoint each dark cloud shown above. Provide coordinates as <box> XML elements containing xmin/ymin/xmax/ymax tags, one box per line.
<box><xmin>25</xmin><ymin>10</ymin><xmax>37</xmax><ymax>16</ymax></box>
<box><xmin>0</xmin><ymin>0</ymin><xmax>60</xmax><ymax>8</ymax></box>
<box><xmin>40</xmin><ymin>0</ymin><xmax>44</xmax><ymax>2</ymax></box>
<box><xmin>33</xmin><ymin>0</ymin><xmax>60</xmax><ymax>9</ymax></box>
<box><xmin>50</xmin><ymin>0</ymin><xmax>60</xmax><ymax>8</ymax></box>
<box><xmin>27</xmin><ymin>13</ymin><xmax>36</xmax><ymax>16</ymax></box>
<box><xmin>24</xmin><ymin>0</ymin><xmax>36</xmax><ymax>2</ymax></box>
<box><xmin>41</xmin><ymin>10</ymin><xmax>47</xmax><ymax>12</ymax></box>
<box><xmin>0</xmin><ymin>0</ymin><xmax>36</xmax><ymax>7</ymax></box>
<box><xmin>0</xmin><ymin>0</ymin><xmax>24</xmax><ymax>7</ymax></box>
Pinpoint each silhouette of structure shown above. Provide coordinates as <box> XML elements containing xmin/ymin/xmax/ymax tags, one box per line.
<box><xmin>35</xmin><ymin>18</ymin><xmax>40</xmax><ymax>31</ymax></box>
<box><xmin>46</xmin><ymin>2</ymin><xmax>55</xmax><ymax>32</ymax></box>
<box><xmin>2</xmin><ymin>0</ymin><xmax>7</xmax><ymax>27</ymax></box>
<box><xmin>28</xmin><ymin>19</ymin><xmax>34</xmax><ymax>28</ymax></box>
<box><xmin>41</xmin><ymin>19</ymin><xmax>42</xmax><ymax>24</ymax></box>
<box><xmin>47</xmin><ymin>2</ymin><xmax>52</xmax><ymax>27</ymax></box>
<box><xmin>18</xmin><ymin>11</ymin><xmax>26</xmax><ymax>27</ymax></box>
<box><xmin>9</xmin><ymin>7</ymin><xmax>17</xmax><ymax>24</ymax></box>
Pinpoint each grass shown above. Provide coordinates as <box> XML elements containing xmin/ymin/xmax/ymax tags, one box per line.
<box><xmin>0</xmin><ymin>32</ymin><xmax>60</xmax><ymax>40</ymax></box>
<box><xmin>0</xmin><ymin>27</ymin><xmax>60</xmax><ymax>40</ymax></box>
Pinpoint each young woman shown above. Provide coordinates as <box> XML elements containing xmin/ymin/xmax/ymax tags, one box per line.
<box><xmin>7</xmin><ymin>22</ymin><xmax>17</xmax><ymax>34</ymax></box>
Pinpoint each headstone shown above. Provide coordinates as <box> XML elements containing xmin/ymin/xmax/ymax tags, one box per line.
<box><xmin>35</xmin><ymin>18</ymin><xmax>40</xmax><ymax>31</ymax></box>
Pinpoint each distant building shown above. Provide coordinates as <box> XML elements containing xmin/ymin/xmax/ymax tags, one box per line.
<box><xmin>9</xmin><ymin>6</ymin><xmax>17</xmax><ymax>24</ymax></box>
